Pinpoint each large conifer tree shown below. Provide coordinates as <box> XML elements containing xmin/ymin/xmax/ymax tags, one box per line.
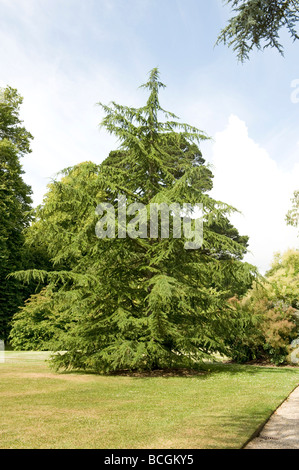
<box><xmin>11</xmin><ymin>70</ymin><xmax>256</xmax><ymax>371</ymax></box>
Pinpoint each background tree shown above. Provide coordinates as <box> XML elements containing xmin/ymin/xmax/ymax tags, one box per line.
<box><xmin>265</xmin><ymin>248</ymin><xmax>299</xmax><ymax>307</ymax></box>
<box><xmin>286</xmin><ymin>190</ymin><xmax>299</xmax><ymax>234</ymax></box>
<box><xmin>217</xmin><ymin>0</ymin><xmax>299</xmax><ymax>61</ymax></box>
<box><xmin>11</xmin><ymin>70</ymin><xmax>256</xmax><ymax>372</ymax></box>
<box><xmin>0</xmin><ymin>87</ymin><xmax>33</xmax><ymax>340</ymax></box>
<box><xmin>0</xmin><ymin>87</ymin><xmax>48</xmax><ymax>341</ymax></box>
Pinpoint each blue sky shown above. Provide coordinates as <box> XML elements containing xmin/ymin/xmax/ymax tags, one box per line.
<box><xmin>0</xmin><ymin>0</ymin><xmax>298</xmax><ymax>273</ymax></box>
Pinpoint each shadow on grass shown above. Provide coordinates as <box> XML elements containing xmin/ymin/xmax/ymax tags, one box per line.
<box><xmin>192</xmin><ymin>409</ymin><xmax>272</xmax><ymax>449</ymax></box>
<box><xmin>51</xmin><ymin>360</ymin><xmax>299</xmax><ymax>380</ymax></box>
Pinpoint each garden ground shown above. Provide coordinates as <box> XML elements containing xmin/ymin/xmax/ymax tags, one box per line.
<box><xmin>1</xmin><ymin>351</ymin><xmax>299</xmax><ymax>449</ymax></box>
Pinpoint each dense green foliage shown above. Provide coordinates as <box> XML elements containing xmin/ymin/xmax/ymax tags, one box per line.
<box><xmin>265</xmin><ymin>249</ymin><xmax>299</xmax><ymax>307</ymax></box>
<box><xmin>226</xmin><ymin>249</ymin><xmax>299</xmax><ymax>364</ymax></box>
<box><xmin>217</xmin><ymin>0</ymin><xmax>299</xmax><ymax>61</ymax></box>
<box><xmin>0</xmin><ymin>87</ymin><xmax>35</xmax><ymax>340</ymax></box>
<box><xmin>10</xmin><ymin>70</ymin><xmax>256</xmax><ymax>372</ymax></box>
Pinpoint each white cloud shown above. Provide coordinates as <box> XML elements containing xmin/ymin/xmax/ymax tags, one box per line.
<box><xmin>210</xmin><ymin>115</ymin><xmax>299</xmax><ymax>274</ymax></box>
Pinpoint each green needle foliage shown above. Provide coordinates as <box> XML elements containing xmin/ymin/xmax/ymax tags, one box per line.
<box><xmin>10</xmin><ymin>70</ymin><xmax>256</xmax><ymax>372</ymax></box>
<box><xmin>217</xmin><ymin>0</ymin><xmax>299</xmax><ymax>61</ymax></box>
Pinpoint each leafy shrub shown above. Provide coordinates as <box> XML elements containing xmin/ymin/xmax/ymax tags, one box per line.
<box><xmin>9</xmin><ymin>288</ymin><xmax>58</xmax><ymax>350</ymax></box>
<box><xmin>226</xmin><ymin>297</ymin><xmax>298</xmax><ymax>365</ymax></box>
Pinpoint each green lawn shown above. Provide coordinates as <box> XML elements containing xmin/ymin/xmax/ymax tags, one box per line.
<box><xmin>0</xmin><ymin>351</ymin><xmax>299</xmax><ymax>449</ymax></box>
